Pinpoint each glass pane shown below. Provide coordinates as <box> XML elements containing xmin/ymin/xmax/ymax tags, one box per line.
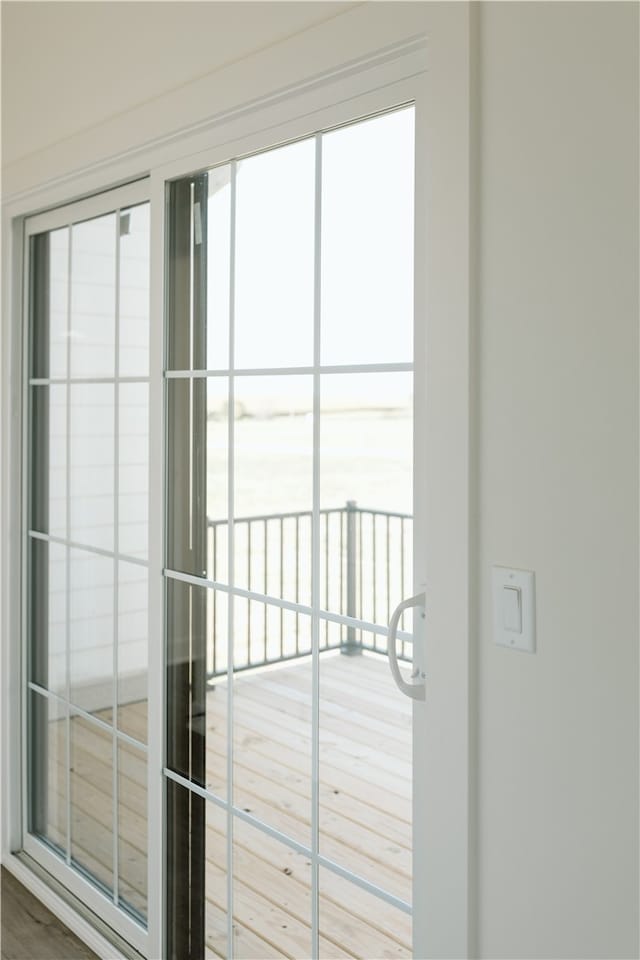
<box><xmin>30</xmin><ymin>227</ymin><xmax>69</xmax><ymax>380</ymax></box>
<box><xmin>319</xmin><ymin>642</ymin><xmax>411</xmax><ymax>902</ymax></box>
<box><xmin>28</xmin><ymin>690</ymin><xmax>67</xmax><ymax>855</ymax></box>
<box><xmin>119</xmin><ymin>382</ymin><xmax>149</xmax><ymax>560</ymax></box>
<box><xmin>233</xmin><ymin>598</ymin><xmax>311</xmax><ymax>845</ymax></box>
<box><xmin>235</xmin><ymin>139</ymin><xmax>315</xmax><ymax>369</ymax></box>
<box><xmin>118</xmin><ymin>561</ymin><xmax>148</xmax><ymax>744</ymax></box>
<box><xmin>118</xmin><ymin>740</ymin><xmax>147</xmax><ymax>919</ymax></box>
<box><xmin>166</xmin><ymin>780</ymin><xmax>227</xmax><ymax>959</ymax></box>
<box><xmin>166</xmin><ymin>174</ymin><xmax>209</xmax><ymax>371</ymax></box>
<box><xmin>234</xmin><ymin>376</ymin><xmax>312</xmax><ymax>603</ymax></box>
<box><xmin>30</xmin><ymin>384</ymin><xmax>67</xmax><ymax>537</ymax></box>
<box><xmin>207</xmin><ymin>165</ymin><xmax>231</xmax><ymax>371</ymax></box>
<box><xmin>320</xmin><ymin>373</ymin><xmax>413</xmax><ymax>623</ymax></box>
<box><xmin>69</xmin><ymin>382</ymin><xmax>114</xmax><ymax>551</ymax></box>
<box><xmin>70</xmin><ymin>713</ymin><xmax>113</xmax><ymax>893</ymax></box>
<box><xmin>70</xmin><ymin>213</ymin><xmax>116</xmax><ymax>378</ymax></box>
<box><xmin>319</xmin><ymin>867</ymin><xmax>411</xmax><ymax>959</ymax></box>
<box><xmin>233</xmin><ymin>819</ymin><xmax>311</xmax><ymax>959</ymax></box>
<box><xmin>29</xmin><ymin>539</ymin><xmax>66</xmax><ymax>697</ymax></box>
<box><xmin>166</xmin><ymin>578</ymin><xmax>227</xmax><ymax>796</ymax></box>
<box><xmin>166</xmin><ymin>378</ymin><xmax>228</xmax><ymax>580</ymax></box>
<box><xmin>69</xmin><ymin>547</ymin><xmax>113</xmax><ymax>722</ymax></box>
<box><xmin>119</xmin><ymin>204</ymin><xmax>150</xmax><ymax>377</ymax></box>
<box><xmin>321</xmin><ymin>108</ymin><xmax>414</xmax><ymax>365</ymax></box>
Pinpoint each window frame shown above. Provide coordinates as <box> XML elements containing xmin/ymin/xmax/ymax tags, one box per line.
<box><xmin>20</xmin><ymin>178</ymin><xmax>152</xmax><ymax>957</ymax></box>
<box><xmin>1</xmin><ymin>11</ymin><xmax>472</xmax><ymax>958</ymax></box>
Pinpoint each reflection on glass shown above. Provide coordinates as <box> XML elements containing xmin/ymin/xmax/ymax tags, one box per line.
<box><xmin>118</xmin><ymin>740</ymin><xmax>147</xmax><ymax>919</ymax></box>
<box><xmin>234</xmin><ymin>376</ymin><xmax>312</xmax><ymax>603</ymax></box>
<box><xmin>166</xmin><ymin>578</ymin><xmax>228</xmax><ymax>797</ymax></box>
<box><xmin>119</xmin><ymin>382</ymin><xmax>149</xmax><ymax>560</ymax></box>
<box><xmin>118</xmin><ymin>561</ymin><xmax>148</xmax><ymax>744</ymax></box>
<box><xmin>70</xmin><ymin>214</ymin><xmax>116</xmax><ymax>378</ymax></box>
<box><xmin>320</xmin><ymin>373</ymin><xmax>413</xmax><ymax>631</ymax></box>
<box><xmin>69</xmin><ymin>383</ymin><xmax>114</xmax><ymax>551</ymax></box>
<box><xmin>69</xmin><ymin>548</ymin><xmax>113</xmax><ymax>721</ymax></box>
<box><xmin>234</xmin><ymin>599</ymin><xmax>311</xmax><ymax>844</ymax></box>
<box><xmin>167</xmin><ymin>780</ymin><xmax>226</xmax><ymax>959</ymax></box>
<box><xmin>207</xmin><ymin>166</ymin><xmax>231</xmax><ymax>371</ymax></box>
<box><xmin>319</xmin><ymin>644</ymin><xmax>411</xmax><ymax>902</ymax></box>
<box><xmin>30</xmin><ymin>385</ymin><xmax>67</xmax><ymax>538</ymax></box>
<box><xmin>29</xmin><ymin>690</ymin><xmax>67</xmax><ymax>855</ymax></box>
<box><xmin>233</xmin><ymin>819</ymin><xmax>311</xmax><ymax>959</ymax></box>
<box><xmin>235</xmin><ymin>139</ymin><xmax>315</xmax><ymax>369</ymax></box>
<box><xmin>30</xmin><ymin>227</ymin><xmax>69</xmax><ymax>380</ymax></box>
<box><xmin>321</xmin><ymin>107</ymin><xmax>414</xmax><ymax>365</ymax></box>
<box><xmin>166</xmin><ymin>378</ymin><xmax>228</xmax><ymax>580</ymax></box>
<box><xmin>29</xmin><ymin>539</ymin><xmax>66</xmax><ymax>697</ymax></box>
<box><xmin>119</xmin><ymin>204</ymin><xmax>150</xmax><ymax>377</ymax></box>
<box><xmin>319</xmin><ymin>866</ymin><xmax>411</xmax><ymax>959</ymax></box>
<box><xmin>70</xmin><ymin>713</ymin><xmax>113</xmax><ymax>893</ymax></box>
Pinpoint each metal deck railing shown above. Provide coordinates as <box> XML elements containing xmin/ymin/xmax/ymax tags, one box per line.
<box><xmin>206</xmin><ymin>502</ymin><xmax>413</xmax><ymax>678</ymax></box>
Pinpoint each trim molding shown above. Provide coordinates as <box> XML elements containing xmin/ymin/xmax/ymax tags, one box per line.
<box><xmin>2</xmin><ymin>33</ymin><xmax>427</xmax><ymax>210</ymax></box>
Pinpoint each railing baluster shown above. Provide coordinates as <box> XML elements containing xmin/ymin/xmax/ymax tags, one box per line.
<box><xmin>212</xmin><ymin>525</ymin><xmax>217</xmax><ymax>676</ymax></box>
<box><xmin>295</xmin><ymin>516</ymin><xmax>300</xmax><ymax>655</ymax></box>
<box><xmin>342</xmin><ymin>501</ymin><xmax>359</xmax><ymax>655</ymax></box>
<box><xmin>372</xmin><ymin>511</ymin><xmax>377</xmax><ymax>629</ymax></box>
<box><xmin>247</xmin><ymin>521</ymin><xmax>251</xmax><ymax>663</ymax></box>
<box><xmin>386</xmin><ymin>514</ymin><xmax>391</xmax><ymax>631</ymax></box>
<box><xmin>263</xmin><ymin>518</ymin><xmax>268</xmax><ymax>663</ymax></box>
<box><xmin>206</xmin><ymin>504</ymin><xmax>412</xmax><ymax>678</ymax></box>
<box><xmin>358</xmin><ymin>510</ymin><xmax>363</xmax><ymax>649</ymax></box>
<box><xmin>280</xmin><ymin>517</ymin><xmax>284</xmax><ymax>656</ymax></box>
<box><xmin>324</xmin><ymin>512</ymin><xmax>329</xmax><ymax>650</ymax></box>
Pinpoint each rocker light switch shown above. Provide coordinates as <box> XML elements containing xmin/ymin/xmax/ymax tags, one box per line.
<box><xmin>492</xmin><ymin>567</ymin><xmax>536</xmax><ymax>653</ymax></box>
<box><xmin>503</xmin><ymin>586</ymin><xmax>522</xmax><ymax>632</ymax></box>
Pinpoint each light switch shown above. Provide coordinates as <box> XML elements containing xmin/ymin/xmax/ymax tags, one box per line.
<box><xmin>503</xmin><ymin>586</ymin><xmax>522</xmax><ymax>632</ymax></box>
<box><xmin>492</xmin><ymin>566</ymin><xmax>536</xmax><ymax>653</ymax></box>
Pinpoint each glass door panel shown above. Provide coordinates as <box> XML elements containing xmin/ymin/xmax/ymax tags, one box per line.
<box><xmin>165</xmin><ymin>105</ymin><xmax>415</xmax><ymax>960</ymax></box>
<box><xmin>25</xmin><ymin>193</ymin><xmax>151</xmax><ymax>941</ymax></box>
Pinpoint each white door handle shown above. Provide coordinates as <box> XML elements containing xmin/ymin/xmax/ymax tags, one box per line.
<box><xmin>387</xmin><ymin>593</ymin><xmax>426</xmax><ymax>700</ymax></box>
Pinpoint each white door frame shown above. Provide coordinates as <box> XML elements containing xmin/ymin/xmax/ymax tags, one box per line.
<box><xmin>2</xmin><ymin>6</ymin><xmax>472</xmax><ymax>958</ymax></box>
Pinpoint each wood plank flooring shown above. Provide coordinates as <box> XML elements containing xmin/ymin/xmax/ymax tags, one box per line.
<box><xmin>39</xmin><ymin>651</ymin><xmax>412</xmax><ymax>959</ymax></box>
<box><xmin>0</xmin><ymin>867</ymin><xmax>98</xmax><ymax>960</ymax></box>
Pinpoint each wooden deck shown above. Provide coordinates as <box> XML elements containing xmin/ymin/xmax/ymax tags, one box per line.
<box><xmin>47</xmin><ymin>652</ymin><xmax>412</xmax><ymax>959</ymax></box>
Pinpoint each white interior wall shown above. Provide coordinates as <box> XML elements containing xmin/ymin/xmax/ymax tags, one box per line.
<box><xmin>476</xmin><ymin>4</ymin><xmax>638</xmax><ymax>957</ymax></box>
<box><xmin>2</xmin><ymin>2</ymin><xmax>638</xmax><ymax>958</ymax></box>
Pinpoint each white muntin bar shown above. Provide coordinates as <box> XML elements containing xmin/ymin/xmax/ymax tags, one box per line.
<box><xmin>27</xmin><ymin>530</ymin><xmax>149</xmax><ymax>568</ymax></box>
<box><xmin>65</xmin><ymin>220</ymin><xmax>73</xmax><ymax>868</ymax></box>
<box><xmin>112</xmin><ymin>207</ymin><xmax>121</xmax><ymax>906</ymax></box>
<box><xmin>163</xmin><ymin>765</ymin><xmax>413</xmax><ymax>919</ymax></box>
<box><xmin>310</xmin><ymin>130</ymin><xmax>323</xmax><ymax>960</ymax></box>
<box><xmin>27</xmin><ymin>681</ymin><xmax>148</xmax><ymax>754</ymax></box>
<box><xmin>316</xmin><ymin>853</ymin><xmax>412</xmax><ymax>916</ymax></box>
<box><xmin>163</xmin><ymin>567</ymin><xmax>414</xmax><ymax>642</ymax></box>
<box><xmin>226</xmin><ymin>157</ymin><xmax>237</xmax><ymax>960</ymax></box>
<box><xmin>163</xmin><ymin>360</ymin><xmax>413</xmax><ymax>378</ymax></box>
<box><xmin>29</xmin><ymin>376</ymin><xmax>149</xmax><ymax>386</ymax></box>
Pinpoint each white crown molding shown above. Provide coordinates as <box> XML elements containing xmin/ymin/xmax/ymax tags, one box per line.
<box><xmin>2</xmin><ymin>2</ymin><xmax>432</xmax><ymax>208</ymax></box>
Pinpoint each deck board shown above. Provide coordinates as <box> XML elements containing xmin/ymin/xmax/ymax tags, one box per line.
<box><xmin>42</xmin><ymin>653</ymin><xmax>411</xmax><ymax>957</ymax></box>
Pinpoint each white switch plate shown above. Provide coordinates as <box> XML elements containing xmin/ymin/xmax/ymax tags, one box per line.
<box><xmin>492</xmin><ymin>566</ymin><xmax>536</xmax><ymax>653</ymax></box>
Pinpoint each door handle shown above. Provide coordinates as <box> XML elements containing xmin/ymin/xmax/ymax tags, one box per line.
<box><xmin>387</xmin><ymin>593</ymin><xmax>426</xmax><ymax>700</ymax></box>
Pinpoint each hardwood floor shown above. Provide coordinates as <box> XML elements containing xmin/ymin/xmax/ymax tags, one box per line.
<box><xmin>0</xmin><ymin>868</ymin><xmax>98</xmax><ymax>960</ymax></box>
<box><xmin>35</xmin><ymin>651</ymin><xmax>412</xmax><ymax>958</ymax></box>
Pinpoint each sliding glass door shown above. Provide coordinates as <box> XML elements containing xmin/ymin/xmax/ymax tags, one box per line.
<box><xmin>23</xmin><ymin>183</ymin><xmax>151</xmax><ymax>952</ymax></box>
<box><xmin>163</xmin><ymin>106</ymin><xmax>420</xmax><ymax>959</ymax></box>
